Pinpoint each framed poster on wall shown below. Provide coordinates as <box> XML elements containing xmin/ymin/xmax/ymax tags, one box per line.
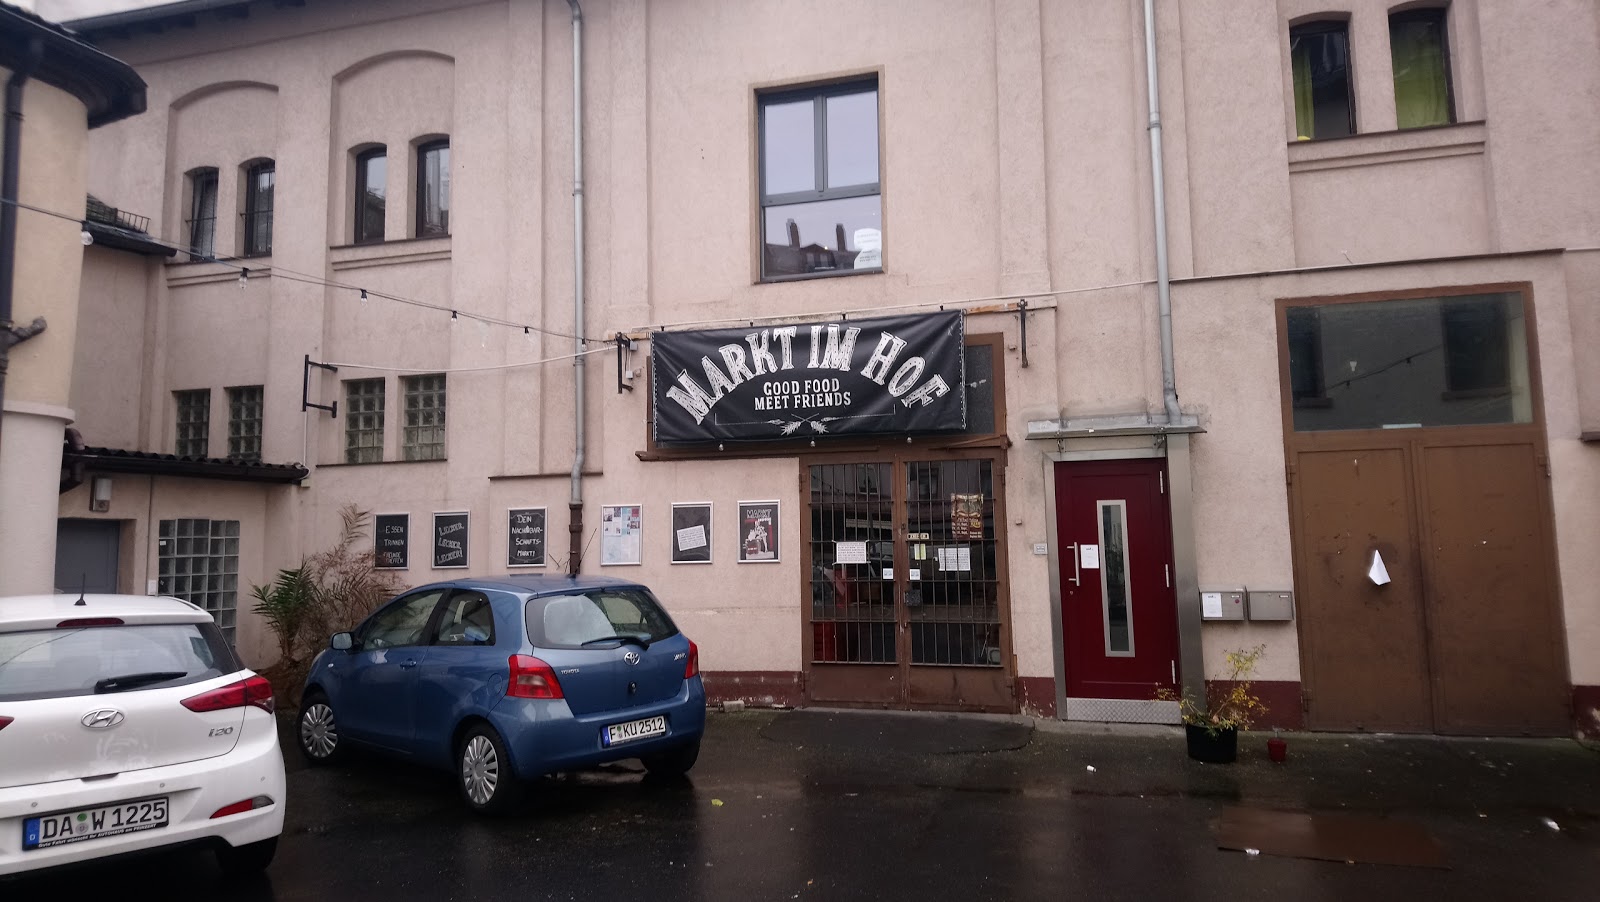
<box><xmin>432</xmin><ymin>511</ymin><xmax>470</xmax><ymax>569</ymax></box>
<box><xmin>600</xmin><ymin>504</ymin><xmax>642</xmax><ymax>566</ymax></box>
<box><xmin>374</xmin><ymin>513</ymin><xmax>409</xmax><ymax>569</ymax></box>
<box><xmin>671</xmin><ymin>502</ymin><xmax>713</xmax><ymax>564</ymax></box>
<box><xmin>507</xmin><ymin>507</ymin><xmax>546</xmax><ymax>567</ymax></box>
<box><xmin>737</xmin><ymin>501</ymin><xmax>780</xmax><ymax>563</ymax></box>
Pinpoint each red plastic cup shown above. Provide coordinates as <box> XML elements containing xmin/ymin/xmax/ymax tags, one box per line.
<box><xmin>1267</xmin><ymin>737</ymin><xmax>1288</xmax><ymax>763</ymax></box>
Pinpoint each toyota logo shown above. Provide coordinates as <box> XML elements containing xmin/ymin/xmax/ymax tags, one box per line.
<box><xmin>81</xmin><ymin>709</ymin><xmax>125</xmax><ymax>730</ymax></box>
<box><xmin>623</xmin><ymin>651</ymin><xmax>641</xmax><ymax>666</ymax></box>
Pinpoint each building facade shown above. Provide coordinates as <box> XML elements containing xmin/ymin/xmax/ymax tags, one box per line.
<box><xmin>30</xmin><ymin>0</ymin><xmax>1600</xmax><ymax>736</ymax></box>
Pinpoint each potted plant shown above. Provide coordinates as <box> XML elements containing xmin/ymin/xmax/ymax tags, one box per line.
<box><xmin>1157</xmin><ymin>645</ymin><xmax>1268</xmax><ymax>763</ymax></box>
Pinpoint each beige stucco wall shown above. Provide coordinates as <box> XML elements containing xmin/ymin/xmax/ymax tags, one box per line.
<box><xmin>54</xmin><ymin>0</ymin><xmax>1600</xmax><ymax>704</ymax></box>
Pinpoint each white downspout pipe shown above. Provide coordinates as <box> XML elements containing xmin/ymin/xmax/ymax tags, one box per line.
<box><xmin>1143</xmin><ymin>0</ymin><xmax>1181</xmax><ymax>423</ymax></box>
<box><xmin>566</xmin><ymin>0</ymin><xmax>587</xmax><ymax>574</ymax></box>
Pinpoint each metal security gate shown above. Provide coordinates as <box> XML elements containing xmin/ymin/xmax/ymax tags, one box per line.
<box><xmin>802</xmin><ymin>452</ymin><xmax>1013</xmax><ymax>712</ymax></box>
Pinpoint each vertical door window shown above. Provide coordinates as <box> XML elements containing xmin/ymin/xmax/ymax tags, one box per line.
<box><xmin>905</xmin><ymin>460</ymin><xmax>1001</xmax><ymax>667</ymax></box>
<box><xmin>1390</xmin><ymin>8</ymin><xmax>1454</xmax><ymax>129</ymax></box>
<box><xmin>354</xmin><ymin>147</ymin><xmax>387</xmax><ymax>243</ymax></box>
<box><xmin>1289</xmin><ymin>21</ymin><xmax>1355</xmax><ymax>140</ymax></box>
<box><xmin>1097</xmin><ymin>501</ymin><xmax>1133</xmax><ymax>656</ymax></box>
<box><xmin>808</xmin><ymin>463</ymin><xmax>895</xmax><ymax>663</ymax></box>
<box><xmin>416</xmin><ymin>140</ymin><xmax>450</xmax><ymax>237</ymax></box>
<box><xmin>174</xmin><ymin>389</ymin><xmax>210</xmax><ymax>458</ymax></box>
<box><xmin>186</xmin><ymin>168</ymin><xmax>218</xmax><ymax>260</ymax></box>
<box><xmin>242</xmin><ymin>161</ymin><xmax>274</xmax><ymax>256</ymax></box>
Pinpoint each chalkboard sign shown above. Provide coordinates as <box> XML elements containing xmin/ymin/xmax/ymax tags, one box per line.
<box><xmin>374</xmin><ymin>513</ymin><xmax>409</xmax><ymax>569</ymax></box>
<box><xmin>507</xmin><ymin>508</ymin><xmax>546</xmax><ymax>567</ymax></box>
<box><xmin>670</xmin><ymin>502</ymin><xmax>713</xmax><ymax>564</ymax></box>
<box><xmin>433</xmin><ymin>512</ymin><xmax>470</xmax><ymax>569</ymax></box>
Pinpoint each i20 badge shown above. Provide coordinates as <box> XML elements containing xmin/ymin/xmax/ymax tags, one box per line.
<box><xmin>81</xmin><ymin>709</ymin><xmax>125</xmax><ymax>730</ymax></box>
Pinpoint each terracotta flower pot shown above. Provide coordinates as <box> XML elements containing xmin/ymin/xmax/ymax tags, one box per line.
<box><xmin>1184</xmin><ymin>724</ymin><xmax>1238</xmax><ymax>763</ymax></box>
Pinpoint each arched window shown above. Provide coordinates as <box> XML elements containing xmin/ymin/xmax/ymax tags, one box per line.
<box><xmin>354</xmin><ymin>146</ymin><xmax>387</xmax><ymax>243</ymax></box>
<box><xmin>416</xmin><ymin>138</ymin><xmax>449</xmax><ymax>237</ymax></box>
<box><xmin>1289</xmin><ymin>19</ymin><xmax>1355</xmax><ymax>140</ymax></box>
<box><xmin>242</xmin><ymin>159</ymin><xmax>274</xmax><ymax>257</ymax></box>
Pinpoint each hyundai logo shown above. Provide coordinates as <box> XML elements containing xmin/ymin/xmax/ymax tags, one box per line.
<box><xmin>623</xmin><ymin>651</ymin><xmax>641</xmax><ymax>666</ymax></box>
<box><xmin>81</xmin><ymin>709</ymin><xmax>125</xmax><ymax>730</ymax></box>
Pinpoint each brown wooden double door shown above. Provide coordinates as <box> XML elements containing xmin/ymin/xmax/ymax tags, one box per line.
<box><xmin>800</xmin><ymin>451</ymin><xmax>1014</xmax><ymax>712</ymax></box>
<box><xmin>1289</xmin><ymin>427</ymin><xmax>1569</xmax><ymax>734</ymax></box>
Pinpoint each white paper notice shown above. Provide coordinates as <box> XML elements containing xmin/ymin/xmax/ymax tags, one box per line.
<box><xmin>836</xmin><ymin>541</ymin><xmax>868</xmax><ymax>565</ymax></box>
<box><xmin>936</xmin><ymin>546</ymin><xmax>973</xmax><ymax>572</ymax></box>
<box><xmin>1368</xmin><ymin>550</ymin><xmax>1391</xmax><ymax>586</ymax></box>
<box><xmin>1201</xmin><ymin>592</ymin><xmax>1224</xmax><ymax>618</ymax></box>
<box><xmin>882</xmin><ymin>567</ymin><xmax>895</xmax><ymax>580</ymax></box>
<box><xmin>1080</xmin><ymin>544</ymin><xmax>1101</xmax><ymax>569</ymax></box>
<box><xmin>908</xmin><ymin>569</ymin><xmax>922</xmax><ymax>581</ymax></box>
<box><xmin>676</xmin><ymin>525</ymin><xmax>707</xmax><ymax>551</ymax></box>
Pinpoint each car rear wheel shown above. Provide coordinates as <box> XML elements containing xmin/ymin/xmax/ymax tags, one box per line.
<box><xmin>458</xmin><ymin>724</ymin><xmax>522</xmax><ymax>815</ymax></box>
<box><xmin>215</xmin><ymin>836</ymin><xmax>277</xmax><ymax>877</ymax></box>
<box><xmin>642</xmin><ymin>738</ymin><xmax>701</xmax><ymax>777</ymax></box>
<box><xmin>298</xmin><ymin>693</ymin><xmax>344</xmax><ymax>765</ymax></box>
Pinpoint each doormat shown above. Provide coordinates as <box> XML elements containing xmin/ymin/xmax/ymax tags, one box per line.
<box><xmin>1215</xmin><ymin>807</ymin><xmax>1448</xmax><ymax>869</ymax></box>
<box><xmin>760</xmin><ymin>710</ymin><xmax>1033</xmax><ymax>755</ymax></box>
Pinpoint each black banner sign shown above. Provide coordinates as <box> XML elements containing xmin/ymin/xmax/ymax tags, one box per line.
<box><xmin>652</xmin><ymin>311</ymin><xmax>966</xmax><ymax>444</ymax></box>
<box><xmin>433</xmin><ymin>512</ymin><xmax>469</xmax><ymax>569</ymax></box>
<box><xmin>375</xmin><ymin>514</ymin><xmax>409</xmax><ymax>569</ymax></box>
<box><xmin>508</xmin><ymin>508</ymin><xmax>546</xmax><ymax>567</ymax></box>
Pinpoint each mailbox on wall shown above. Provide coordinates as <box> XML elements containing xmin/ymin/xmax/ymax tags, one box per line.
<box><xmin>1247</xmin><ymin>590</ymin><xmax>1295</xmax><ymax>621</ymax></box>
<box><xmin>1199</xmin><ymin>590</ymin><xmax>1245</xmax><ymax>621</ymax></box>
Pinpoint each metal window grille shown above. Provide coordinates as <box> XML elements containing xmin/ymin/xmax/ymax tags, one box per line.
<box><xmin>242</xmin><ymin>162</ymin><xmax>274</xmax><ymax>257</ymax></box>
<box><xmin>226</xmin><ymin>385</ymin><xmax>263</xmax><ymax>461</ymax></box>
<box><xmin>174</xmin><ymin>389</ymin><xmax>210</xmax><ymax>458</ymax></box>
<box><xmin>345</xmin><ymin>378</ymin><xmax>386</xmax><ymax>463</ymax></box>
<box><xmin>809</xmin><ymin>463</ymin><xmax>897</xmax><ymax>664</ymax></box>
<box><xmin>157</xmin><ymin>518</ymin><xmax>240</xmax><ymax>644</ymax></box>
<box><xmin>403</xmin><ymin>374</ymin><xmax>446</xmax><ymax>461</ymax></box>
<box><xmin>186</xmin><ymin>168</ymin><xmax>218</xmax><ymax>260</ymax></box>
<box><xmin>904</xmin><ymin>460</ymin><xmax>1001</xmax><ymax>668</ymax></box>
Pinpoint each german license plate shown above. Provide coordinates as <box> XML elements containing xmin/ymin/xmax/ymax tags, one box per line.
<box><xmin>602</xmin><ymin>714</ymin><xmax>667</xmax><ymax>747</ymax></box>
<box><xmin>23</xmin><ymin>796</ymin><xmax>169</xmax><ymax>851</ymax></box>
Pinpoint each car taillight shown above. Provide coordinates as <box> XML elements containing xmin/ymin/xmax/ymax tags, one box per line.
<box><xmin>685</xmin><ymin>640</ymin><xmax>699</xmax><ymax>679</ymax></box>
<box><xmin>507</xmin><ymin>655</ymin><xmax>563</xmax><ymax>699</ymax></box>
<box><xmin>210</xmin><ymin>795</ymin><xmax>274</xmax><ymax>819</ymax></box>
<box><xmin>181</xmin><ymin>675</ymin><xmax>275</xmax><ymax>714</ymax></box>
<box><xmin>57</xmin><ymin>617</ymin><xmax>124</xmax><ymax>628</ymax></box>
<box><xmin>0</xmin><ymin>716</ymin><xmax>11</xmax><ymax>731</ymax></box>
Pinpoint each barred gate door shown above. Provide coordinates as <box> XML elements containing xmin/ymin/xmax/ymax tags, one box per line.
<box><xmin>802</xmin><ymin>452</ymin><xmax>1013</xmax><ymax>712</ymax></box>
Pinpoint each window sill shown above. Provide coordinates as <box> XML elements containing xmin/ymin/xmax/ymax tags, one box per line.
<box><xmin>329</xmin><ymin>236</ymin><xmax>452</xmax><ymax>271</ymax></box>
<box><xmin>318</xmin><ymin>457</ymin><xmax>447</xmax><ymax>469</ymax></box>
<box><xmin>1287</xmin><ymin>121</ymin><xmax>1486</xmax><ymax>174</ymax></box>
<box><xmin>760</xmin><ymin>266</ymin><xmax>884</xmax><ymax>285</ymax></box>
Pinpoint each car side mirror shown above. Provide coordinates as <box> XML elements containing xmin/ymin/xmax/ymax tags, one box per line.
<box><xmin>331</xmin><ymin>632</ymin><xmax>354</xmax><ymax>651</ymax></box>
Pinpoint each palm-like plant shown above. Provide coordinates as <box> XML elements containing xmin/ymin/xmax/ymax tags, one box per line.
<box><xmin>250</xmin><ymin>563</ymin><xmax>317</xmax><ymax>666</ymax></box>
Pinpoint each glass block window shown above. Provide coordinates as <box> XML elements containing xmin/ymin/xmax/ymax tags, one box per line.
<box><xmin>345</xmin><ymin>378</ymin><xmax>386</xmax><ymax>464</ymax></box>
<box><xmin>227</xmin><ymin>385</ymin><xmax>264</xmax><ymax>461</ymax></box>
<box><xmin>175</xmin><ymin>389</ymin><xmax>210</xmax><ymax>458</ymax></box>
<box><xmin>403</xmin><ymin>373</ymin><xmax>446</xmax><ymax>461</ymax></box>
<box><xmin>158</xmin><ymin>518</ymin><xmax>241</xmax><ymax>644</ymax></box>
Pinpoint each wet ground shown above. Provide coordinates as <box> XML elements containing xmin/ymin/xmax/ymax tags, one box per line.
<box><xmin>8</xmin><ymin>709</ymin><xmax>1598</xmax><ymax>900</ymax></box>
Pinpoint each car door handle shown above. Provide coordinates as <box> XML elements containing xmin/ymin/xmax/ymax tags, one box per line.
<box><xmin>399</xmin><ymin>660</ymin><xmax>418</xmax><ymax>670</ymax></box>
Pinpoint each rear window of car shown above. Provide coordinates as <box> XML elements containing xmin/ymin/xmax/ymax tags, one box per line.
<box><xmin>0</xmin><ymin>622</ymin><xmax>241</xmax><ymax>702</ymax></box>
<box><xmin>526</xmin><ymin>588</ymin><xmax>679</xmax><ymax>650</ymax></box>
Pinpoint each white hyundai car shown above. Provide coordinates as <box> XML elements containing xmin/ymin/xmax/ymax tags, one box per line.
<box><xmin>0</xmin><ymin>595</ymin><xmax>285</xmax><ymax>878</ymax></box>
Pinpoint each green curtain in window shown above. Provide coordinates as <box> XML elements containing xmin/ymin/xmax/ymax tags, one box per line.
<box><xmin>1392</xmin><ymin>17</ymin><xmax>1451</xmax><ymax>129</ymax></box>
<box><xmin>1291</xmin><ymin>37</ymin><xmax>1315</xmax><ymax>139</ymax></box>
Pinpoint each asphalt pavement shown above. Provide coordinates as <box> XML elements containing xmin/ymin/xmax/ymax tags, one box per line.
<box><xmin>7</xmin><ymin>708</ymin><xmax>1598</xmax><ymax>901</ymax></box>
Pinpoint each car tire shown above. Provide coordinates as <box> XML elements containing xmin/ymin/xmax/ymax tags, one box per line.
<box><xmin>298</xmin><ymin>692</ymin><xmax>344</xmax><ymax>766</ymax></box>
<box><xmin>642</xmin><ymin>738</ymin><xmax>701</xmax><ymax>777</ymax></box>
<box><xmin>458</xmin><ymin>724</ymin><xmax>523</xmax><ymax>815</ymax></box>
<box><xmin>215</xmin><ymin>836</ymin><xmax>277</xmax><ymax>877</ymax></box>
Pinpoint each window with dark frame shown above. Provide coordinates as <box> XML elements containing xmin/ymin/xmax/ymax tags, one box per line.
<box><xmin>1289</xmin><ymin>21</ymin><xmax>1355</xmax><ymax>140</ymax></box>
<box><xmin>186</xmin><ymin>167</ymin><xmax>219</xmax><ymax>260</ymax></box>
<box><xmin>345</xmin><ymin>378</ymin><xmax>386</xmax><ymax>463</ymax></box>
<box><xmin>242</xmin><ymin>161</ymin><xmax>274</xmax><ymax>257</ymax></box>
<box><xmin>1441</xmin><ymin>295</ymin><xmax>1510</xmax><ymax>398</ymax></box>
<box><xmin>1285</xmin><ymin>308</ymin><xmax>1329</xmax><ymax>406</ymax></box>
<box><xmin>226</xmin><ymin>385</ymin><xmax>264</xmax><ymax>461</ymax></box>
<box><xmin>402</xmin><ymin>373</ymin><xmax>446</xmax><ymax>461</ymax></box>
<box><xmin>758</xmin><ymin>78</ymin><xmax>881</xmax><ymax>281</ymax></box>
<box><xmin>416</xmin><ymin>140</ymin><xmax>450</xmax><ymax>238</ymax></box>
<box><xmin>1390</xmin><ymin>7</ymin><xmax>1455</xmax><ymax>129</ymax></box>
<box><xmin>158</xmin><ymin>518</ymin><xmax>240</xmax><ymax>644</ymax></box>
<box><xmin>355</xmin><ymin>147</ymin><xmax>387</xmax><ymax>244</ymax></box>
<box><xmin>174</xmin><ymin>388</ymin><xmax>210</xmax><ymax>458</ymax></box>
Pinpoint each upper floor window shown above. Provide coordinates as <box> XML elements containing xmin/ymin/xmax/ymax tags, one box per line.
<box><xmin>226</xmin><ymin>385</ymin><xmax>264</xmax><ymax>460</ymax></box>
<box><xmin>175</xmin><ymin>388</ymin><xmax>210</xmax><ymax>458</ymax></box>
<box><xmin>758</xmin><ymin>78</ymin><xmax>882</xmax><ymax>281</ymax></box>
<box><xmin>1390</xmin><ymin>7</ymin><xmax>1454</xmax><ymax>129</ymax></box>
<box><xmin>355</xmin><ymin>147</ymin><xmax>387</xmax><ymax>244</ymax></box>
<box><xmin>186</xmin><ymin>167</ymin><xmax>219</xmax><ymax>260</ymax></box>
<box><xmin>402</xmin><ymin>373</ymin><xmax>446</xmax><ymax>461</ymax></box>
<box><xmin>416</xmin><ymin>139</ymin><xmax>450</xmax><ymax>237</ymax></box>
<box><xmin>242</xmin><ymin>161</ymin><xmax>274</xmax><ymax>257</ymax></box>
<box><xmin>1290</xmin><ymin>21</ymin><xmax>1354</xmax><ymax>140</ymax></box>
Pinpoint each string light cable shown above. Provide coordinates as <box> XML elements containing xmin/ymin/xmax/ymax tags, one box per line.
<box><xmin>320</xmin><ymin>344</ymin><xmax>612</xmax><ymax>375</ymax></box>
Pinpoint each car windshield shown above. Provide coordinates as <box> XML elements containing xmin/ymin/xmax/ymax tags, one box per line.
<box><xmin>526</xmin><ymin>588</ymin><xmax>679</xmax><ymax>649</ymax></box>
<box><xmin>0</xmin><ymin>623</ymin><xmax>238</xmax><ymax>702</ymax></box>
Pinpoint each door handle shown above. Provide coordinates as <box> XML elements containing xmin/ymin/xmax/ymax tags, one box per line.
<box><xmin>1065</xmin><ymin>543</ymin><xmax>1080</xmax><ymax>587</ymax></box>
<box><xmin>399</xmin><ymin>660</ymin><xmax>418</xmax><ymax>670</ymax></box>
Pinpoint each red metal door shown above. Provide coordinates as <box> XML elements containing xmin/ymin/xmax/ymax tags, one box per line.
<box><xmin>1055</xmin><ymin>459</ymin><xmax>1179</xmax><ymax>699</ymax></box>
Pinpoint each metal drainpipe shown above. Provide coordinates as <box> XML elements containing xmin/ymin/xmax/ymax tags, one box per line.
<box><xmin>0</xmin><ymin>38</ymin><xmax>46</xmax><ymax>461</ymax></box>
<box><xmin>565</xmin><ymin>0</ymin><xmax>586</xmax><ymax>576</ymax></box>
<box><xmin>1143</xmin><ymin>0</ymin><xmax>1181</xmax><ymax>423</ymax></box>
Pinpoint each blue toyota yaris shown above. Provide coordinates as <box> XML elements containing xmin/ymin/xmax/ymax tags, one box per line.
<box><xmin>296</xmin><ymin>575</ymin><xmax>706</xmax><ymax>814</ymax></box>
